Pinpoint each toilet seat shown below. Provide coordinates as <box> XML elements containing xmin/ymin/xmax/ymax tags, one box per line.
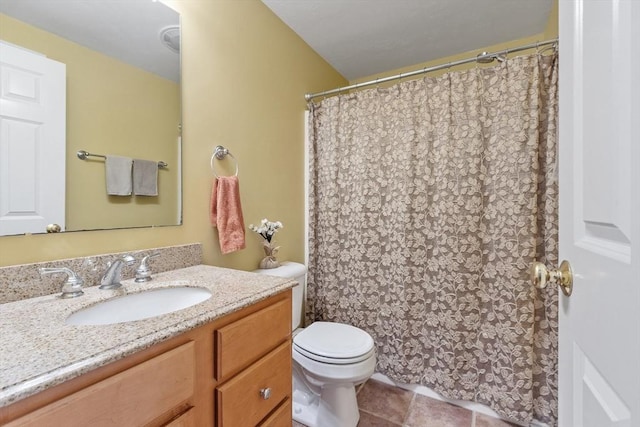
<box><xmin>293</xmin><ymin>322</ymin><xmax>374</xmax><ymax>365</ymax></box>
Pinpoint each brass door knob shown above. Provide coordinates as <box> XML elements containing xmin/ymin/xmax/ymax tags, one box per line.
<box><xmin>46</xmin><ymin>224</ymin><xmax>61</xmax><ymax>233</ymax></box>
<box><xmin>530</xmin><ymin>260</ymin><xmax>573</xmax><ymax>296</ymax></box>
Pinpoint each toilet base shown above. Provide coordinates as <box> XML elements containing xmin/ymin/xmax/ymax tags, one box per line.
<box><xmin>292</xmin><ymin>381</ymin><xmax>360</xmax><ymax>427</ymax></box>
<box><xmin>292</xmin><ymin>387</ymin><xmax>318</xmax><ymax>427</ymax></box>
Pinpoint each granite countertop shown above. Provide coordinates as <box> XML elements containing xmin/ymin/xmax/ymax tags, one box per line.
<box><xmin>0</xmin><ymin>265</ymin><xmax>295</xmax><ymax>408</ymax></box>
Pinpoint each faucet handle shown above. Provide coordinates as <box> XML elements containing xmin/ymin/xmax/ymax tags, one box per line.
<box><xmin>99</xmin><ymin>255</ymin><xmax>136</xmax><ymax>290</ymax></box>
<box><xmin>135</xmin><ymin>252</ymin><xmax>160</xmax><ymax>283</ymax></box>
<box><xmin>39</xmin><ymin>267</ymin><xmax>84</xmax><ymax>298</ymax></box>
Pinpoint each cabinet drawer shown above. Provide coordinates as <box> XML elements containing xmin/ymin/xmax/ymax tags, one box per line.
<box><xmin>164</xmin><ymin>407</ymin><xmax>196</xmax><ymax>427</ymax></box>
<box><xmin>215</xmin><ymin>297</ymin><xmax>290</xmax><ymax>380</ymax></box>
<box><xmin>7</xmin><ymin>342</ymin><xmax>195</xmax><ymax>427</ymax></box>
<box><xmin>258</xmin><ymin>398</ymin><xmax>292</xmax><ymax>427</ymax></box>
<box><xmin>216</xmin><ymin>341</ymin><xmax>292</xmax><ymax>427</ymax></box>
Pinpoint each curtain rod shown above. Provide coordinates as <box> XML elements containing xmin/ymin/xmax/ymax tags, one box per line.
<box><xmin>305</xmin><ymin>38</ymin><xmax>558</xmax><ymax>101</ymax></box>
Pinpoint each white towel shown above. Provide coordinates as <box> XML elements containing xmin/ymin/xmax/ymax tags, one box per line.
<box><xmin>105</xmin><ymin>155</ymin><xmax>132</xmax><ymax>196</ymax></box>
<box><xmin>133</xmin><ymin>159</ymin><xmax>158</xmax><ymax>196</ymax></box>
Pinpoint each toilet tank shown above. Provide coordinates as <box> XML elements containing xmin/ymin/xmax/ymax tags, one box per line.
<box><xmin>253</xmin><ymin>262</ymin><xmax>307</xmax><ymax>330</ymax></box>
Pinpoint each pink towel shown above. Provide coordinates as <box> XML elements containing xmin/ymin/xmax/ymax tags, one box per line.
<box><xmin>210</xmin><ymin>176</ymin><xmax>246</xmax><ymax>254</ymax></box>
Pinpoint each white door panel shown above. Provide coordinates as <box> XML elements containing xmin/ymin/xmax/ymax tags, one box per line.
<box><xmin>0</xmin><ymin>41</ymin><xmax>66</xmax><ymax>235</ymax></box>
<box><xmin>558</xmin><ymin>0</ymin><xmax>639</xmax><ymax>425</ymax></box>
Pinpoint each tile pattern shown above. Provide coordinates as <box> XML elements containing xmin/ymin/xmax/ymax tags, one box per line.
<box><xmin>404</xmin><ymin>394</ymin><xmax>473</xmax><ymax>427</ymax></box>
<box><xmin>357</xmin><ymin>378</ymin><xmax>413</xmax><ymax>424</ymax></box>
<box><xmin>293</xmin><ymin>379</ymin><xmax>520</xmax><ymax>427</ymax></box>
<box><xmin>0</xmin><ymin>243</ymin><xmax>202</xmax><ymax>303</ymax></box>
<box><xmin>475</xmin><ymin>413</ymin><xmax>521</xmax><ymax>427</ymax></box>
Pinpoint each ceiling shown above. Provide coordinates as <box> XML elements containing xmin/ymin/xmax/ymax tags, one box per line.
<box><xmin>262</xmin><ymin>0</ymin><xmax>554</xmax><ymax>81</ymax></box>
<box><xmin>0</xmin><ymin>0</ymin><xmax>180</xmax><ymax>82</ymax></box>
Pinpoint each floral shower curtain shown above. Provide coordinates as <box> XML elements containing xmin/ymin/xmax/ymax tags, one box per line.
<box><xmin>307</xmin><ymin>52</ymin><xmax>558</xmax><ymax>425</ymax></box>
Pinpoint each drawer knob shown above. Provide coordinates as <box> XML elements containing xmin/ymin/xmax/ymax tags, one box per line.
<box><xmin>259</xmin><ymin>388</ymin><xmax>272</xmax><ymax>400</ymax></box>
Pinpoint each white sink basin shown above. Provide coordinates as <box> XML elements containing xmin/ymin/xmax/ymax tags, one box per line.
<box><xmin>66</xmin><ymin>286</ymin><xmax>212</xmax><ymax>325</ymax></box>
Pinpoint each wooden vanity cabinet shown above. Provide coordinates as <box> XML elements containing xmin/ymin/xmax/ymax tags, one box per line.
<box><xmin>1</xmin><ymin>290</ymin><xmax>292</xmax><ymax>427</ymax></box>
<box><xmin>214</xmin><ymin>297</ymin><xmax>292</xmax><ymax>426</ymax></box>
<box><xmin>4</xmin><ymin>342</ymin><xmax>196</xmax><ymax>427</ymax></box>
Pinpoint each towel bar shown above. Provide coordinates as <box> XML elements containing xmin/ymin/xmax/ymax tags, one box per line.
<box><xmin>77</xmin><ymin>150</ymin><xmax>167</xmax><ymax>168</ymax></box>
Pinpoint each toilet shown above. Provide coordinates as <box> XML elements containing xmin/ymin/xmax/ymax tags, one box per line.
<box><xmin>254</xmin><ymin>262</ymin><xmax>376</xmax><ymax>427</ymax></box>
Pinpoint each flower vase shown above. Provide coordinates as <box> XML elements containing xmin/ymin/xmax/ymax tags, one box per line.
<box><xmin>259</xmin><ymin>240</ymin><xmax>280</xmax><ymax>269</ymax></box>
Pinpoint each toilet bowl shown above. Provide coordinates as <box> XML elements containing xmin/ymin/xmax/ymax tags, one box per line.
<box><xmin>292</xmin><ymin>321</ymin><xmax>376</xmax><ymax>427</ymax></box>
<box><xmin>254</xmin><ymin>262</ymin><xmax>376</xmax><ymax>427</ymax></box>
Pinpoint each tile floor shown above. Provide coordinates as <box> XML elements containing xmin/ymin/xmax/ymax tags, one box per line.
<box><xmin>292</xmin><ymin>378</ymin><xmax>519</xmax><ymax>427</ymax></box>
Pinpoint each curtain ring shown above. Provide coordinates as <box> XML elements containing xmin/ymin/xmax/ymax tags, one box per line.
<box><xmin>539</xmin><ymin>42</ymin><xmax>557</xmax><ymax>56</ymax></box>
<box><xmin>498</xmin><ymin>48</ymin><xmax>510</xmax><ymax>65</ymax></box>
<box><xmin>210</xmin><ymin>146</ymin><xmax>239</xmax><ymax>178</ymax></box>
<box><xmin>396</xmin><ymin>73</ymin><xmax>404</xmax><ymax>96</ymax></box>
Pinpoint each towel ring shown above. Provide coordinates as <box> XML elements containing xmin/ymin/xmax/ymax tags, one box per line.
<box><xmin>210</xmin><ymin>145</ymin><xmax>239</xmax><ymax>178</ymax></box>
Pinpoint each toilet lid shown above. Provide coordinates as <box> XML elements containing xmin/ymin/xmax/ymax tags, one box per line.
<box><xmin>293</xmin><ymin>322</ymin><xmax>374</xmax><ymax>364</ymax></box>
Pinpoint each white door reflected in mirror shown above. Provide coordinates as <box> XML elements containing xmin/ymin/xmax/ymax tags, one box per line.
<box><xmin>0</xmin><ymin>41</ymin><xmax>66</xmax><ymax>236</ymax></box>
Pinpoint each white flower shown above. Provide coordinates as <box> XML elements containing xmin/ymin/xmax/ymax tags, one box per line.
<box><xmin>249</xmin><ymin>218</ymin><xmax>283</xmax><ymax>243</ymax></box>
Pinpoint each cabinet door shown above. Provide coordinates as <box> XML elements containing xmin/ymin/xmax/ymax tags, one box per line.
<box><xmin>215</xmin><ymin>297</ymin><xmax>290</xmax><ymax>381</ymax></box>
<box><xmin>258</xmin><ymin>399</ymin><xmax>292</xmax><ymax>427</ymax></box>
<box><xmin>7</xmin><ymin>342</ymin><xmax>195</xmax><ymax>427</ymax></box>
<box><xmin>216</xmin><ymin>341</ymin><xmax>292</xmax><ymax>427</ymax></box>
<box><xmin>164</xmin><ymin>407</ymin><xmax>196</xmax><ymax>427</ymax></box>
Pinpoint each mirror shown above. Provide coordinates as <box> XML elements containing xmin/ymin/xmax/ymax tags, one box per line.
<box><xmin>0</xmin><ymin>0</ymin><xmax>181</xmax><ymax>236</ymax></box>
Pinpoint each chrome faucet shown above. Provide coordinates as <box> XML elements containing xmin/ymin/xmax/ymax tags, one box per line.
<box><xmin>39</xmin><ymin>267</ymin><xmax>85</xmax><ymax>298</ymax></box>
<box><xmin>100</xmin><ymin>255</ymin><xmax>136</xmax><ymax>290</ymax></box>
<box><xmin>135</xmin><ymin>252</ymin><xmax>160</xmax><ymax>282</ymax></box>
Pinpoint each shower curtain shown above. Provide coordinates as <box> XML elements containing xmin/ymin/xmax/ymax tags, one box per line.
<box><xmin>307</xmin><ymin>52</ymin><xmax>558</xmax><ymax>425</ymax></box>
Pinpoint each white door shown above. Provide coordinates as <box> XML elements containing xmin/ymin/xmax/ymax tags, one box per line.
<box><xmin>558</xmin><ymin>0</ymin><xmax>639</xmax><ymax>425</ymax></box>
<box><xmin>0</xmin><ymin>41</ymin><xmax>66</xmax><ymax>235</ymax></box>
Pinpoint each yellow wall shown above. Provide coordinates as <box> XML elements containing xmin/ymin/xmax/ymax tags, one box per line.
<box><xmin>0</xmin><ymin>0</ymin><xmax>347</xmax><ymax>269</ymax></box>
<box><xmin>544</xmin><ymin>0</ymin><xmax>559</xmax><ymax>40</ymax></box>
<box><xmin>0</xmin><ymin>14</ymin><xmax>180</xmax><ymax>231</ymax></box>
<box><xmin>350</xmin><ymin>0</ymin><xmax>558</xmax><ymax>85</ymax></box>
